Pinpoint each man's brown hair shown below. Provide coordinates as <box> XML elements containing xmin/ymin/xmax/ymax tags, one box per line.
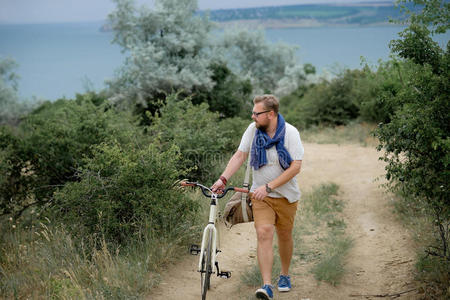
<box><xmin>253</xmin><ymin>94</ymin><xmax>279</xmax><ymax>113</ymax></box>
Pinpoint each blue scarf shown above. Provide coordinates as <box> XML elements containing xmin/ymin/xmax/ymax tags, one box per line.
<box><xmin>250</xmin><ymin>113</ymin><xmax>293</xmax><ymax>170</ymax></box>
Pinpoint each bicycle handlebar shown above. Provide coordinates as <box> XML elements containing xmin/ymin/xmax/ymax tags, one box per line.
<box><xmin>181</xmin><ymin>181</ymin><xmax>249</xmax><ymax>198</ymax></box>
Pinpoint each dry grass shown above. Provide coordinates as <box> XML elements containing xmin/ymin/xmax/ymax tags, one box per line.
<box><xmin>0</xmin><ymin>213</ymin><xmax>201</xmax><ymax>299</ymax></box>
<box><xmin>301</xmin><ymin>122</ymin><xmax>378</xmax><ymax>147</ymax></box>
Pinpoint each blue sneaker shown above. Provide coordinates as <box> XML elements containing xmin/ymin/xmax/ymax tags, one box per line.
<box><xmin>255</xmin><ymin>284</ymin><xmax>273</xmax><ymax>299</ymax></box>
<box><xmin>277</xmin><ymin>275</ymin><xmax>291</xmax><ymax>292</ymax></box>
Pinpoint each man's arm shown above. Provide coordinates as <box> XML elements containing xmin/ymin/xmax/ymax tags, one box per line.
<box><xmin>211</xmin><ymin>150</ymin><xmax>248</xmax><ymax>192</ymax></box>
<box><xmin>251</xmin><ymin>160</ymin><xmax>302</xmax><ymax>201</ymax></box>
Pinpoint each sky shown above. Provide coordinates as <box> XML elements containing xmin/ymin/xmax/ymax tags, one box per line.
<box><xmin>0</xmin><ymin>0</ymin><xmax>394</xmax><ymax>24</ymax></box>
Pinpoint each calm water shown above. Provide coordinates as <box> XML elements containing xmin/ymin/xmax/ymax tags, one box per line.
<box><xmin>0</xmin><ymin>22</ymin><xmax>448</xmax><ymax>100</ymax></box>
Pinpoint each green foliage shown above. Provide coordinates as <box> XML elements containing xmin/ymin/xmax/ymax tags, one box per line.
<box><xmin>218</xmin><ymin>28</ymin><xmax>308</xmax><ymax>96</ymax></box>
<box><xmin>107</xmin><ymin>0</ymin><xmax>307</xmax><ymax>114</ymax></box>
<box><xmin>107</xmin><ymin>0</ymin><xmax>214</xmax><ymax>108</ymax></box>
<box><xmin>375</xmin><ymin>56</ymin><xmax>449</xmax><ymax>251</ymax></box>
<box><xmin>281</xmin><ymin>70</ymin><xmax>361</xmax><ymax>128</ymax></box>
<box><xmin>281</xmin><ymin>59</ymin><xmax>423</xmax><ymax>128</ymax></box>
<box><xmin>376</xmin><ymin>2</ymin><xmax>450</xmax><ymax>286</ymax></box>
<box><xmin>148</xmin><ymin>95</ymin><xmax>236</xmax><ymax>183</ymax></box>
<box><xmin>190</xmin><ymin>62</ymin><xmax>253</xmax><ymax>119</ymax></box>
<box><xmin>217</xmin><ymin>116</ymin><xmax>250</xmax><ymax>151</ymax></box>
<box><xmin>52</xmin><ymin>141</ymin><xmax>198</xmax><ymax>245</ymax></box>
<box><xmin>397</xmin><ymin>0</ymin><xmax>450</xmax><ymax>34</ymax></box>
<box><xmin>0</xmin><ymin>93</ymin><xmax>141</xmax><ymax>217</ymax></box>
<box><xmin>356</xmin><ymin>60</ymin><xmax>407</xmax><ymax>123</ymax></box>
<box><xmin>390</xmin><ymin>24</ymin><xmax>444</xmax><ymax>74</ymax></box>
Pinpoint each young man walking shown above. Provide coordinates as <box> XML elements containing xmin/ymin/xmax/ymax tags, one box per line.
<box><xmin>212</xmin><ymin>94</ymin><xmax>304</xmax><ymax>299</ymax></box>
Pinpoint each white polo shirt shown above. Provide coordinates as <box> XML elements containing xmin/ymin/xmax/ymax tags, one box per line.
<box><xmin>238</xmin><ymin>122</ymin><xmax>304</xmax><ymax>203</ymax></box>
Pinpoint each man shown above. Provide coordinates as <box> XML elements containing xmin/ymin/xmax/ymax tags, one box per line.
<box><xmin>212</xmin><ymin>94</ymin><xmax>304</xmax><ymax>300</ymax></box>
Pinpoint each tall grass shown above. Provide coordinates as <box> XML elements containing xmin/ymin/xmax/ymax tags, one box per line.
<box><xmin>0</xmin><ymin>209</ymin><xmax>202</xmax><ymax>299</ymax></box>
<box><xmin>391</xmin><ymin>194</ymin><xmax>450</xmax><ymax>298</ymax></box>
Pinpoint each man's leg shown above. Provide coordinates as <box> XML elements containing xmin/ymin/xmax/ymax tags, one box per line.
<box><xmin>276</xmin><ymin>227</ymin><xmax>293</xmax><ymax>275</ymax></box>
<box><xmin>255</xmin><ymin>224</ymin><xmax>275</xmax><ymax>285</ymax></box>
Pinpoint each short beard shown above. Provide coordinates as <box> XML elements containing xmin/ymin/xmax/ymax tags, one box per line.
<box><xmin>255</xmin><ymin>122</ymin><xmax>268</xmax><ymax>132</ymax></box>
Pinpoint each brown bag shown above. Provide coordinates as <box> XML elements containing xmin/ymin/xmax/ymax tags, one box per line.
<box><xmin>222</xmin><ymin>125</ymin><xmax>256</xmax><ymax>228</ymax></box>
<box><xmin>222</xmin><ymin>192</ymin><xmax>253</xmax><ymax>228</ymax></box>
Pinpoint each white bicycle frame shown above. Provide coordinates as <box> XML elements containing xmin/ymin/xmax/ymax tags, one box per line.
<box><xmin>181</xmin><ymin>180</ymin><xmax>248</xmax><ymax>282</ymax></box>
<box><xmin>198</xmin><ymin>192</ymin><xmax>219</xmax><ymax>272</ymax></box>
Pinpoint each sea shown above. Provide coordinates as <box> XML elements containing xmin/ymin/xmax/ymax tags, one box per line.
<box><xmin>0</xmin><ymin>21</ymin><xmax>448</xmax><ymax>101</ymax></box>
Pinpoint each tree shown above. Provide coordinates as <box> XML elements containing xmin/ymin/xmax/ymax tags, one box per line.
<box><xmin>107</xmin><ymin>0</ymin><xmax>214</xmax><ymax>109</ymax></box>
<box><xmin>106</xmin><ymin>0</ymin><xmax>308</xmax><ymax>114</ymax></box>
<box><xmin>397</xmin><ymin>0</ymin><xmax>450</xmax><ymax>34</ymax></box>
<box><xmin>376</xmin><ymin>0</ymin><xmax>449</xmax><ymax>268</ymax></box>
<box><xmin>216</xmin><ymin>28</ymin><xmax>308</xmax><ymax>96</ymax></box>
<box><xmin>189</xmin><ymin>62</ymin><xmax>253</xmax><ymax>118</ymax></box>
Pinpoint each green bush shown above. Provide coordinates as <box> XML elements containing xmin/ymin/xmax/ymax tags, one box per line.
<box><xmin>190</xmin><ymin>62</ymin><xmax>253</xmax><ymax>119</ymax></box>
<box><xmin>148</xmin><ymin>95</ymin><xmax>239</xmax><ymax>183</ymax></box>
<box><xmin>0</xmin><ymin>93</ymin><xmax>141</xmax><ymax>217</ymax></box>
<box><xmin>217</xmin><ymin>116</ymin><xmax>250</xmax><ymax>150</ymax></box>
<box><xmin>376</xmin><ymin>20</ymin><xmax>449</xmax><ymax>270</ymax></box>
<box><xmin>52</xmin><ymin>141</ymin><xmax>198</xmax><ymax>245</ymax></box>
<box><xmin>281</xmin><ymin>70</ymin><xmax>361</xmax><ymax>128</ymax></box>
<box><xmin>357</xmin><ymin>61</ymin><xmax>403</xmax><ymax>123</ymax></box>
<box><xmin>281</xmin><ymin>61</ymin><xmax>420</xmax><ymax>128</ymax></box>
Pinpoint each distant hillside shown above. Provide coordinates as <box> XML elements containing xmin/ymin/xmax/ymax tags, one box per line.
<box><xmin>199</xmin><ymin>1</ymin><xmax>419</xmax><ymax>28</ymax></box>
<box><xmin>101</xmin><ymin>2</ymin><xmax>420</xmax><ymax>32</ymax></box>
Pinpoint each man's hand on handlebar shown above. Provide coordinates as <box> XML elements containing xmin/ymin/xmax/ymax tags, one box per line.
<box><xmin>182</xmin><ymin>181</ymin><xmax>249</xmax><ymax>197</ymax></box>
<box><xmin>211</xmin><ymin>178</ymin><xmax>225</xmax><ymax>193</ymax></box>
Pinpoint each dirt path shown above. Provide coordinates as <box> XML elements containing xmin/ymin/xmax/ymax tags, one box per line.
<box><xmin>152</xmin><ymin>143</ymin><xmax>418</xmax><ymax>300</ymax></box>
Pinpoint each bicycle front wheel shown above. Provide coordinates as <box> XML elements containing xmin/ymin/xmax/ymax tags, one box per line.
<box><xmin>201</xmin><ymin>230</ymin><xmax>213</xmax><ymax>300</ymax></box>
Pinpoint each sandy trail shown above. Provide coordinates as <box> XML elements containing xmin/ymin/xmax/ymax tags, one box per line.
<box><xmin>152</xmin><ymin>143</ymin><xmax>418</xmax><ymax>300</ymax></box>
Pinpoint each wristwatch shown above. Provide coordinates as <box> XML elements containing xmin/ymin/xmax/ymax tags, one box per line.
<box><xmin>265</xmin><ymin>183</ymin><xmax>273</xmax><ymax>193</ymax></box>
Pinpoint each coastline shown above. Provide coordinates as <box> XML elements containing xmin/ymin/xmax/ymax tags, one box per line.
<box><xmin>211</xmin><ymin>19</ymin><xmax>400</xmax><ymax>30</ymax></box>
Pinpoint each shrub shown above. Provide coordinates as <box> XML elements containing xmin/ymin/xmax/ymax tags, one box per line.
<box><xmin>52</xmin><ymin>141</ymin><xmax>198</xmax><ymax>245</ymax></box>
<box><xmin>0</xmin><ymin>94</ymin><xmax>141</xmax><ymax>217</ymax></box>
<box><xmin>148</xmin><ymin>95</ymin><xmax>238</xmax><ymax>183</ymax></box>
<box><xmin>357</xmin><ymin>60</ymin><xmax>404</xmax><ymax>123</ymax></box>
<box><xmin>281</xmin><ymin>61</ymin><xmax>420</xmax><ymax>128</ymax></box>
<box><xmin>281</xmin><ymin>70</ymin><xmax>361</xmax><ymax>129</ymax></box>
<box><xmin>217</xmin><ymin>116</ymin><xmax>250</xmax><ymax>150</ymax></box>
<box><xmin>190</xmin><ymin>62</ymin><xmax>253</xmax><ymax>119</ymax></box>
<box><xmin>376</xmin><ymin>17</ymin><xmax>449</xmax><ymax>277</ymax></box>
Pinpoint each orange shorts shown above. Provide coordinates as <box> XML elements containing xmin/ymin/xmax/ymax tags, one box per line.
<box><xmin>250</xmin><ymin>193</ymin><xmax>298</xmax><ymax>230</ymax></box>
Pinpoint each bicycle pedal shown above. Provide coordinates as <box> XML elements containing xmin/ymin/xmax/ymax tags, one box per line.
<box><xmin>189</xmin><ymin>244</ymin><xmax>201</xmax><ymax>255</ymax></box>
<box><xmin>218</xmin><ymin>271</ymin><xmax>231</xmax><ymax>279</ymax></box>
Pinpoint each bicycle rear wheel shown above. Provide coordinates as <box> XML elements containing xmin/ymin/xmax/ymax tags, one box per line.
<box><xmin>201</xmin><ymin>230</ymin><xmax>213</xmax><ymax>300</ymax></box>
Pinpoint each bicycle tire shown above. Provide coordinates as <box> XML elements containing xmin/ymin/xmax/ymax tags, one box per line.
<box><xmin>201</xmin><ymin>230</ymin><xmax>213</xmax><ymax>300</ymax></box>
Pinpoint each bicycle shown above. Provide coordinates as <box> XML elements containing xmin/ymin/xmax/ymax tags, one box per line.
<box><xmin>181</xmin><ymin>181</ymin><xmax>249</xmax><ymax>300</ymax></box>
